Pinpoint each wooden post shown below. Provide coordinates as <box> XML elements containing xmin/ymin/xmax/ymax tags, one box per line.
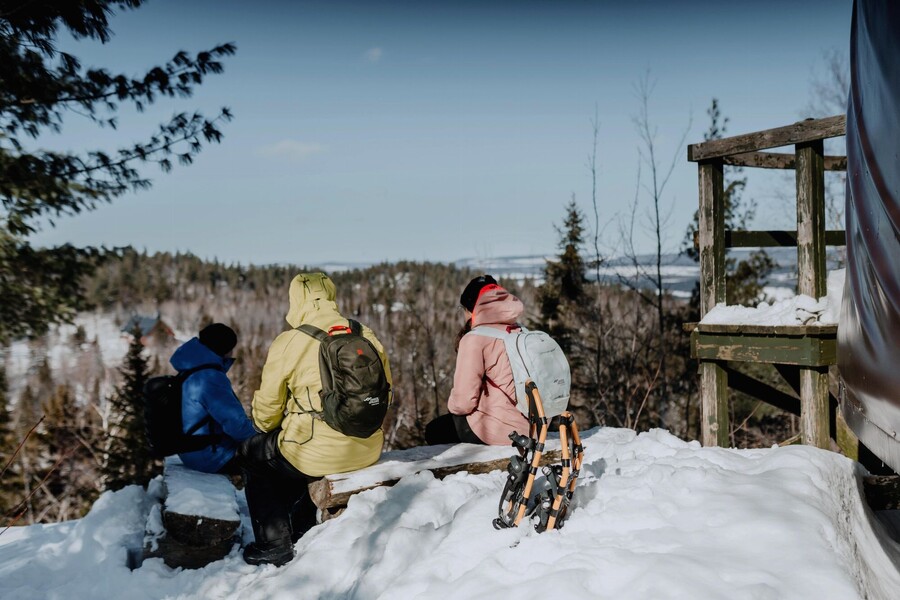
<box><xmin>698</xmin><ymin>159</ymin><xmax>728</xmax><ymax>447</ymax></box>
<box><xmin>796</xmin><ymin>139</ymin><xmax>827</xmax><ymax>298</ymax></box>
<box><xmin>796</xmin><ymin>139</ymin><xmax>829</xmax><ymax>448</ymax></box>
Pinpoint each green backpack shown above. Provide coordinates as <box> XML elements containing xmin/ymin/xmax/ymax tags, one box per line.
<box><xmin>298</xmin><ymin>319</ymin><xmax>390</xmax><ymax>438</ymax></box>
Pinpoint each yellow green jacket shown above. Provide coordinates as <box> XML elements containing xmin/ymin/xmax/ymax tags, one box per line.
<box><xmin>251</xmin><ymin>273</ymin><xmax>392</xmax><ymax>477</ymax></box>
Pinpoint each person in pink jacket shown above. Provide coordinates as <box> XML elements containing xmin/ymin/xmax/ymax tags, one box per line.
<box><xmin>425</xmin><ymin>275</ymin><xmax>529</xmax><ymax>445</ymax></box>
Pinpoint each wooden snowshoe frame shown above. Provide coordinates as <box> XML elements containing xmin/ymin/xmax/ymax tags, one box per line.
<box><xmin>493</xmin><ymin>380</ymin><xmax>584</xmax><ymax>532</ymax></box>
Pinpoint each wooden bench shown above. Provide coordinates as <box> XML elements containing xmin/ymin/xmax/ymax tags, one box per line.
<box><xmin>141</xmin><ymin>457</ymin><xmax>242</xmax><ymax>569</ymax></box>
<box><xmin>685</xmin><ymin>322</ymin><xmax>839</xmax><ymax>450</ymax></box>
<box><xmin>309</xmin><ymin>440</ymin><xmax>564</xmax><ymax>514</ymax></box>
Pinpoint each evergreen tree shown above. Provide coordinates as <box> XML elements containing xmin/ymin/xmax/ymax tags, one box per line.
<box><xmin>103</xmin><ymin>327</ymin><xmax>156</xmax><ymax>490</ymax></box>
<box><xmin>539</xmin><ymin>198</ymin><xmax>588</xmax><ymax>344</ymax></box>
<box><xmin>684</xmin><ymin>99</ymin><xmax>776</xmax><ymax>314</ymax></box>
<box><xmin>0</xmin><ymin>1</ymin><xmax>235</xmax><ymax>344</ymax></box>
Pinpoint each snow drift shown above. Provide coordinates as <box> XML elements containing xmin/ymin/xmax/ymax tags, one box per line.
<box><xmin>2</xmin><ymin>427</ymin><xmax>899</xmax><ymax>600</ymax></box>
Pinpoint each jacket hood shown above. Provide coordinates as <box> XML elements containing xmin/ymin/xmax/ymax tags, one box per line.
<box><xmin>472</xmin><ymin>287</ymin><xmax>524</xmax><ymax>326</ymax></box>
<box><xmin>170</xmin><ymin>337</ymin><xmax>234</xmax><ymax>372</ymax></box>
<box><xmin>285</xmin><ymin>272</ymin><xmax>339</xmax><ymax>328</ymax></box>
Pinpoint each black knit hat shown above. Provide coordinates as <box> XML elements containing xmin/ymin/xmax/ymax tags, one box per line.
<box><xmin>199</xmin><ymin>323</ymin><xmax>237</xmax><ymax>357</ymax></box>
<box><xmin>459</xmin><ymin>275</ymin><xmax>498</xmax><ymax>312</ymax></box>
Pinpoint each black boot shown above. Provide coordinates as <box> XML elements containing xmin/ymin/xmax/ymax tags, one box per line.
<box><xmin>242</xmin><ymin>538</ymin><xmax>293</xmax><ymax>567</ymax></box>
<box><xmin>289</xmin><ymin>493</ymin><xmax>318</xmax><ymax>544</ymax></box>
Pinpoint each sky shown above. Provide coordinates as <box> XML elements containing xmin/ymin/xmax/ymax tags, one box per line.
<box><xmin>27</xmin><ymin>0</ymin><xmax>853</xmax><ymax>267</ymax></box>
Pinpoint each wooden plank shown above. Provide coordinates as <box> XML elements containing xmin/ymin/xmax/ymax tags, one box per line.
<box><xmin>835</xmin><ymin>412</ymin><xmax>859</xmax><ymax>461</ymax></box>
<box><xmin>693</xmin><ymin>331</ymin><xmax>837</xmax><ymax>366</ymax></box>
<box><xmin>863</xmin><ymin>475</ymin><xmax>900</xmax><ymax>511</ymax></box>
<box><xmin>774</xmin><ymin>364</ymin><xmax>802</xmax><ymax>395</ymax></box>
<box><xmin>692</xmin><ymin>229</ymin><xmax>846</xmax><ymax>249</ymax></box>
<box><xmin>697</xmin><ymin>159</ymin><xmax>728</xmax><ymax>448</ymax></box>
<box><xmin>700</xmin><ymin>361</ymin><xmax>729</xmax><ymax>447</ymax></box>
<box><xmin>688</xmin><ymin>115</ymin><xmax>846</xmax><ymax>162</ymax></box>
<box><xmin>796</xmin><ymin>140</ymin><xmax>827</xmax><ymax>299</ymax></box>
<box><xmin>308</xmin><ymin>449</ymin><xmax>562</xmax><ymax>510</ymax></box>
<box><xmin>721</xmin><ymin>365</ymin><xmax>800</xmax><ymax>416</ymax></box>
<box><xmin>723</xmin><ymin>151</ymin><xmax>847</xmax><ymax>171</ymax></box>
<box><xmin>695</xmin><ymin>323</ymin><xmax>837</xmax><ymax>336</ymax></box>
<box><xmin>774</xmin><ymin>363</ymin><xmax>839</xmax><ymax>425</ymax></box>
<box><xmin>726</xmin><ymin>229</ymin><xmax>845</xmax><ymax>248</ymax></box>
<box><xmin>698</xmin><ymin>160</ymin><xmax>725</xmax><ymax>316</ymax></box>
<box><xmin>800</xmin><ymin>366</ymin><xmax>830</xmax><ymax>448</ymax></box>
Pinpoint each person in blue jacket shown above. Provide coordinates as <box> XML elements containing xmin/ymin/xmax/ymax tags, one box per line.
<box><xmin>169</xmin><ymin>323</ymin><xmax>256</xmax><ymax>474</ymax></box>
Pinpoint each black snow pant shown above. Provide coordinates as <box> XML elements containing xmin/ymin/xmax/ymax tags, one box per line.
<box><xmin>238</xmin><ymin>430</ymin><xmax>318</xmax><ymax>546</ymax></box>
<box><xmin>424</xmin><ymin>413</ymin><xmax>485</xmax><ymax>445</ymax></box>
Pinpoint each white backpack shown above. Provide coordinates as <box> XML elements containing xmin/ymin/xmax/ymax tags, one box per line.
<box><xmin>468</xmin><ymin>326</ymin><xmax>571</xmax><ymax>418</ymax></box>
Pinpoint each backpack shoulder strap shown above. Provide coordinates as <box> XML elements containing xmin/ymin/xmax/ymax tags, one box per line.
<box><xmin>468</xmin><ymin>326</ymin><xmax>511</xmax><ymax>340</ymax></box>
<box><xmin>348</xmin><ymin>319</ymin><xmax>362</xmax><ymax>336</ymax></box>
<box><xmin>297</xmin><ymin>324</ymin><xmax>329</xmax><ymax>342</ymax></box>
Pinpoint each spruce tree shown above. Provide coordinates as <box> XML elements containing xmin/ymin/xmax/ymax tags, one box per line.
<box><xmin>103</xmin><ymin>327</ymin><xmax>156</xmax><ymax>490</ymax></box>
<box><xmin>0</xmin><ymin>1</ymin><xmax>235</xmax><ymax>344</ymax></box>
<box><xmin>538</xmin><ymin>198</ymin><xmax>588</xmax><ymax>352</ymax></box>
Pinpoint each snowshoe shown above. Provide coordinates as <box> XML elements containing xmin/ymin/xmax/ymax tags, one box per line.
<box><xmin>493</xmin><ymin>381</ymin><xmax>583</xmax><ymax>533</ymax></box>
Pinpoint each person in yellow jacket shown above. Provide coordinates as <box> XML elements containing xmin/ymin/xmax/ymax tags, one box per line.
<box><xmin>240</xmin><ymin>272</ymin><xmax>392</xmax><ymax>567</ymax></box>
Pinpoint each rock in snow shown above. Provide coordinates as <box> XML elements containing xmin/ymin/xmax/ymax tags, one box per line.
<box><xmin>1</xmin><ymin>426</ymin><xmax>899</xmax><ymax>599</ymax></box>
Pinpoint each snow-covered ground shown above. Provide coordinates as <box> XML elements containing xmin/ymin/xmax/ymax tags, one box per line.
<box><xmin>2</xmin><ymin>426</ymin><xmax>899</xmax><ymax>600</ymax></box>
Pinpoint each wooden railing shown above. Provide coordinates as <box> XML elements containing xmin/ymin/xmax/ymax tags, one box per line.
<box><xmin>687</xmin><ymin>115</ymin><xmax>846</xmax><ymax>449</ymax></box>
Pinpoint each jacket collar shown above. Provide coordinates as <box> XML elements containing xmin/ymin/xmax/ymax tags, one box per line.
<box><xmin>170</xmin><ymin>337</ymin><xmax>234</xmax><ymax>373</ymax></box>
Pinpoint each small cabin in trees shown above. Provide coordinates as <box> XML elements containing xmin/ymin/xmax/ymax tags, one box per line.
<box><xmin>121</xmin><ymin>313</ymin><xmax>175</xmax><ymax>346</ymax></box>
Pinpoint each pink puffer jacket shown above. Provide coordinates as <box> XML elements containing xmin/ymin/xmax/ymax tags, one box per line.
<box><xmin>447</xmin><ymin>287</ymin><xmax>529</xmax><ymax>445</ymax></box>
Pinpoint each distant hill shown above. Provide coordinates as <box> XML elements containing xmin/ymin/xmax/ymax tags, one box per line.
<box><xmin>269</xmin><ymin>248</ymin><xmax>846</xmax><ymax>302</ymax></box>
<box><xmin>455</xmin><ymin>247</ymin><xmax>845</xmax><ymax>300</ymax></box>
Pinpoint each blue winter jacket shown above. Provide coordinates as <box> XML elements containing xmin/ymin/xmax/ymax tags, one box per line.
<box><xmin>170</xmin><ymin>337</ymin><xmax>256</xmax><ymax>473</ymax></box>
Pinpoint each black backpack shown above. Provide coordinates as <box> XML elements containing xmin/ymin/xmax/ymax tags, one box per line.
<box><xmin>298</xmin><ymin>319</ymin><xmax>390</xmax><ymax>438</ymax></box>
<box><xmin>143</xmin><ymin>364</ymin><xmax>223</xmax><ymax>458</ymax></box>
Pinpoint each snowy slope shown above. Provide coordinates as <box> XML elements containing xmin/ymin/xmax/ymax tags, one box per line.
<box><xmin>2</xmin><ymin>311</ymin><xmax>131</xmax><ymax>403</ymax></box>
<box><xmin>2</xmin><ymin>427</ymin><xmax>899</xmax><ymax>600</ymax></box>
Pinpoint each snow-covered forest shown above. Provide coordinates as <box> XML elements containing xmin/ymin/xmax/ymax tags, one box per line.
<box><xmin>1</xmin><ymin>231</ymin><xmax>703</xmax><ymax>524</ymax></box>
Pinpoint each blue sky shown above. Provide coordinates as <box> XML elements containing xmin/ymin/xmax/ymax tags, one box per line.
<box><xmin>28</xmin><ymin>0</ymin><xmax>852</xmax><ymax>266</ymax></box>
